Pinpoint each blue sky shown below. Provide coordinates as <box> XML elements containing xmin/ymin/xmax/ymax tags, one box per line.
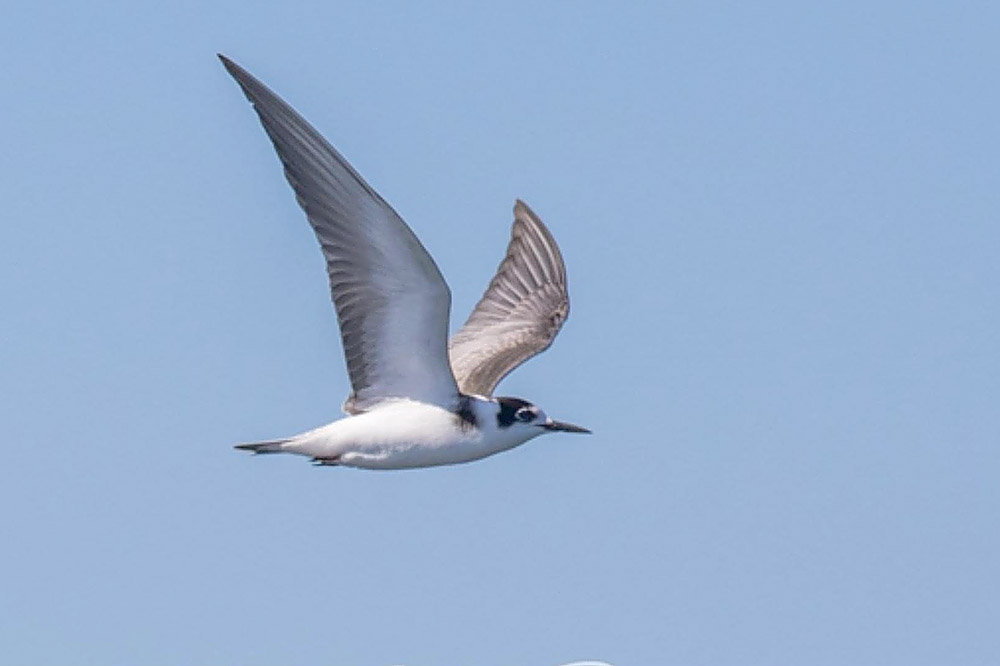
<box><xmin>2</xmin><ymin>2</ymin><xmax>998</xmax><ymax>664</ymax></box>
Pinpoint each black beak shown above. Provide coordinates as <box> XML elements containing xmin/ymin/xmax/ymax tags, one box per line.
<box><xmin>543</xmin><ymin>419</ymin><xmax>592</xmax><ymax>434</ymax></box>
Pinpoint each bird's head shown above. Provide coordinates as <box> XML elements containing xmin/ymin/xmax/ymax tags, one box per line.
<box><xmin>495</xmin><ymin>396</ymin><xmax>591</xmax><ymax>439</ymax></box>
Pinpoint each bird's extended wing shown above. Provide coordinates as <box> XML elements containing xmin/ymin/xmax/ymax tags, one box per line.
<box><xmin>448</xmin><ymin>200</ymin><xmax>570</xmax><ymax>396</ymax></box>
<box><xmin>221</xmin><ymin>55</ymin><xmax>459</xmax><ymax>413</ymax></box>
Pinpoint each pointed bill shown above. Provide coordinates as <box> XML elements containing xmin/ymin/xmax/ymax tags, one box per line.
<box><xmin>543</xmin><ymin>419</ymin><xmax>591</xmax><ymax>434</ymax></box>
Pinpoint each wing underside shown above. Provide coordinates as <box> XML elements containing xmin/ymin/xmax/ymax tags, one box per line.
<box><xmin>221</xmin><ymin>55</ymin><xmax>460</xmax><ymax>413</ymax></box>
<box><xmin>448</xmin><ymin>200</ymin><xmax>570</xmax><ymax>397</ymax></box>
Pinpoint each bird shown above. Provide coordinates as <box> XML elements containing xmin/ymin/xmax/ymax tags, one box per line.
<box><xmin>219</xmin><ymin>54</ymin><xmax>589</xmax><ymax>470</ymax></box>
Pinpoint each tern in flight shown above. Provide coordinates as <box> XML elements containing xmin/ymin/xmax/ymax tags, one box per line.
<box><xmin>220</xmin><ymin>55</ymin><xmax>589</xmax><ymax>470</ymax></box>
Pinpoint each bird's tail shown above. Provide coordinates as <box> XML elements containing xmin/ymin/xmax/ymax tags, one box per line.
<box><xmin>234</xmin><ymin>438</ymin><xmax>291</xmax><ymax>454</ymax></box>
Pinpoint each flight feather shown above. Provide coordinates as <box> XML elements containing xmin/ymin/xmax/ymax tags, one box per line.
<box><xmin>220</xmin><ymin>55</ymin><xmax>460</xmax><ymax>413</ymax></box>
<box><xmin>448</xmin><ymin>200</ymin><xmax>570</xmax><ymax>396</ymax></box>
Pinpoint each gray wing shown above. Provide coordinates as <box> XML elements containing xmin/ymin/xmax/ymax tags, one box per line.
<box><xmin>448</xmin><ymin>200</ymin><xmax>570</xmax><ymax>396</ymax></box>
<box><xmin>221</xmin><ymin>55</ymin><xmax>460</xmax><ymax>413</ymax></box>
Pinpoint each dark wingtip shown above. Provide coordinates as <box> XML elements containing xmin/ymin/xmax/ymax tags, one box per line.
<box><xmin>217</xmin><ymin>53</ymin><xmax>244</xmax><ymax>79</ymax></box>
<box><xmin>217</xmin><ymin>54</ymin><xmax>256</xmax><ymax>88</ymax></box>
<box><xmin>514</xmin><ymin>199</ymin><xmax>536</xmax><ymax>219</ymax></box>
<box><xmin>216</xmin><ymin>54</ymin><xmax>264</xmax><ymax>106</ymax></box>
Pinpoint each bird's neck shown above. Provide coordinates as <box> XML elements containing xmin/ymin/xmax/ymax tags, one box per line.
<box><xmin>455</xmin><ymin>393</ymin><xmax>496</xmax><ymax>430</ymax></box>
<box><xmin>455</xmin><ymin>394</ymin><xmax>540</xmax><ymax>451</ymax></box>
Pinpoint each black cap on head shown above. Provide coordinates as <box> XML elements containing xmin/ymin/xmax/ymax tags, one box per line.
<box><xmin>496</xmin><ymin>397</ymin><xmax>534</xmax><ymax>428</ymax></box>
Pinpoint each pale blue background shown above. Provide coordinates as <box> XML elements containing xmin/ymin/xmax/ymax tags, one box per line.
<box><xmin>2</xmin><ymin>2</ymin><xmax>998</xmax><ymax>665</ymax></box>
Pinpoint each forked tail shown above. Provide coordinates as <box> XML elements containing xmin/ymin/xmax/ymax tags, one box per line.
<box><xmin>234</xmin><ymin>438</ymin><xmax>290</xmax><ymax>454</ymax></box>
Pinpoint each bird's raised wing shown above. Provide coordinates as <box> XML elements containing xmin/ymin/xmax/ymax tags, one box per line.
<box><xmin>221</xmin><ymin>55</ymin><xmax>459</xmax><ymax>414</ymax></box>
<box><xmin>448</xmin><ymin>200</ymin><xmax>570</xmax><ymax>397</ymax></box>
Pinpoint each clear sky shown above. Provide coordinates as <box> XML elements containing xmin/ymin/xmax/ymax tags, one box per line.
<box><xmin>2</xmin><ymin>2</ymin><xmax>998</xmax><ymax>665</ymax></box>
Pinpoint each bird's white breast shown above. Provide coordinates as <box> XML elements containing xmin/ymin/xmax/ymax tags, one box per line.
<box><xmin>286</xmin><ymin>399</ymin><xmax>525</xmax><ymax>469</ymax></box>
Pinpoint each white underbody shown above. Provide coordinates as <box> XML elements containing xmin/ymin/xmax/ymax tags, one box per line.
<box><xmin>277</xmin><ymin>397</ymin><xmax>543</xmax><ymax>469</ymax></box>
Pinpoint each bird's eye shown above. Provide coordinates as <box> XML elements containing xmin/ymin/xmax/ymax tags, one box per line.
<box><xmin>516</xmin><ymin>408</ymin><xmax>535</xmax><ymax>422</ymax></box>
